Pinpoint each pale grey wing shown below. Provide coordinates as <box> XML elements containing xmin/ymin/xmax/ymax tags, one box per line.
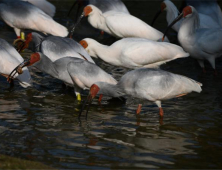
<box><xmin>196</xmin><ymin>29</ymin><xmax>222</xmax><ymax>54</ymax></box>
<box><xmin>66</xmin><ymin>58</ymin><xmax>117</xmax><ymax>89</ymax></box>
<box><xmin>119</xmin><ymin>69</ymin><xmax>201</xmax><ymax>101</ymax></box>
<box><xmin>186</xmin><ymin>0</ymin><xmax>222</xmax><ymax>27</ymax></box>
<box><xmin>41</xmin><ymin>37</ymin><xmax>81</xmax><ymax>62</ymax></box>
<box><xmin>22</xmin><ymin>0</ymin><xmax>56</xmax><ymax>17</ymax></box>
<box><xmin>0</xmin><ymin>0</ymin><xmax>67</xmax><ymax>37</ymax></box>
<box><xmin>52</xmin><ymin>57</ymin><xmax>77</xmax><ymax>85</ymax></box>
<box><xmin>0</xmin><ymin>38</ymin><xmax>23</xmax><ymax>62</ymax></box>
<box><xmin>89</xmin><ymin>0</ymin><xmax>129</xmax><ymax>14</ymax></box>
<box><xmin>61</xmin><ymin>38</ymin><xmax>95</xmax><ymax>63</ymax></box>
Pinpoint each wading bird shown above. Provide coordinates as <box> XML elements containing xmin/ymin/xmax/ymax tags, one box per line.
<box><xmin>163</xmin><ymin>6</ymin><xmax>222</xmax><ymax>73</ymax></box>
<box><xmin>16</xmin><ymin>32</ymin><xmax>95</xmax><ymax>63</ymax></box>
<box><xmin>0</xmin><ymin>38</ymin><xmax>32</xmax><ymax>88</ymax></box>
<box><xmin>0</xmin><ymin>0</ymin><xmax>68</xmax><ymax>40</ymax></box>
<box><xmin>80</xmin><ymin>68</ymin><xmax>202</xmax><ymax>119</ymax></box>
<box><xmin>152</xmin><ymin>0</ymin><xmax>221</xmax><ymax>32</ymax></box>
<box><xmin>13</xmin><ymin>52</ymin><xmax>116</xmax><ymax>99</ymax></box>
<box><xmin>80</xmin><ymin>38</ymin><xmax>189</xmax><ymax>69</ymax></box>
<box><xmin>68</xmin><ymin>0</ymin><xmax>129</xmax><ymax>23</ymax></box>
<box><xmin>75</xmin><ymin>5</ymin><xmax>169</xmax><ymax>41</ymax></box>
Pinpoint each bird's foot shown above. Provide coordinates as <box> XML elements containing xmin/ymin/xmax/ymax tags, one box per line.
<box><xmin>136</xmin><ymin>104</ymin><xmax>142</xmax><ymax>115</ymax></box>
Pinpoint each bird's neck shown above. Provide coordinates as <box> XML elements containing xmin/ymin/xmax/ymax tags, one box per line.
<box><xmin>97</xmin><ymin>82</ymin><xmax>125</xmax><ymax>98</ymax></box>
<box><xmin>91</xmin><ymin>42</ymin><xmax>121</xmax><ymax>65</ymax></box>
<box><xmin>29</xmin><ymin>34</ymin><xmax>44</xmax><ymax>52</ymax></box>
<box><xmin>178</xmin><ymin>12</ymin><xmax>200</xmax><ymax>40</ymax></box>
<box><xmin>88</xmin><ymin>10</ymin><xmax>106</xmax><ymax>31</ymax></box>
<box><xmin>34</xmin><ymin>54</ymin><xmax>58</xmax><ymax>78</ymax></box>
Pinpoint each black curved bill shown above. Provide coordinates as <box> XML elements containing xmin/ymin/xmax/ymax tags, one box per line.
<box><xmin>162</xmin><ymin>13</ymin><xmax>183</xmax><ymax>41</ymax></box>
<box><xmin>7</xmin><ymin>59</ymin><xmax>30</xmax><ymax>83</ymax></box>
<box><xmin>69</xmin><ymin>12</ymin><xmax>85</xmax><ymax>38</ymax></box>
<box><xmin>151</xmin><ymin>10</ymin><xmax>161</xmax><ymax>26</ymax></box>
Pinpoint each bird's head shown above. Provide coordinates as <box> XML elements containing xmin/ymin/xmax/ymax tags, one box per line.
<box><xmin>79</xmin><ymin>38</ymin><xmax>98</xmax><ymax>58</ymax></box>
<box><xmin>84</xmin><ymin>5</ymin><xmax>93</xmax><ymax>16</ymax></box>
<box><xmin>14</xmin><ymin>33</ymin><xmax>33</xmax><ymax>53</ymax></box>
<box><xmin>79</xmin><ymin>84</ymin><xmax>100</xmax><ymax>118</ymax></box>
<box><xmin>162</xmin><ymin>6</ymin><xmax>193</xmax><ymax>41</ymax></box>
<box><xmin>7</xmin><ymin>53</ymin><xmax>40</xmax><ymax>83</ymax></box>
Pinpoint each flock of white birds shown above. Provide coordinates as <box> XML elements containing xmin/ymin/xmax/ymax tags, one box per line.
<box><xmin>0</xmin><ymin>0</ymin><xmax>221</xmax><ymax>119</ymax></box>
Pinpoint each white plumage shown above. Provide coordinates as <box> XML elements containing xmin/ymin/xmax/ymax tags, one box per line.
<box><xmin>80</xmin><ymin>38</ymin><xmax>189</xmax><ymax>68</ymax></box>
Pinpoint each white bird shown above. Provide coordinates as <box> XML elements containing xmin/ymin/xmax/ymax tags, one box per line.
<box><xmin>21</xmin><ymin>0</ymin><xmax>56</xmax><ymax>17</ymax></box>
<box><xmin>152</xmin><ymin>0</ymin><xmax>221</xmax><ymax>32</ymax></box>
<box><xmin>18</xmin><ymin>52</ymin><xmax>117</xmax><ymax>99</ymax></box>
<box><xmin>186</xmin><ymin>0</ymin><xmax>222</xmax><ymax>27</ymax></box>
<box><xmin>79</xmin><ymin>5</ymin><xmax>169</xmax><ymax>41</ymax></box>
<box><xmin>68</xmin><ymin>0</ymin><xmax>129</xmax><ymax>23</ymax></box>
<box><xmin>0</xmin><ymin>38</ymin><xmax>32</xmax><ymax>88</ymax></box>
<box><xmin>16</xmin><ymin>32</ymin><xmax>95</xmax><ymax>63</ymax></box>
<box><xmin>79</xmin><ymin>38</ymin><xmax>189</xmax><ymax>69</ymax></box>
<box><xmin>80</xmin><ymin>68</ymin><xmax>202</xmax><ymax>118</ymax></box>
<box><xmin>163</xmin><ymin>6</ymin><xmax>222</xmax><ymax>73</ymax></box>
<box><xmin>0</xmin><ymin>0</ymin><xmax>68</xmax><ymax>39</ymax></box>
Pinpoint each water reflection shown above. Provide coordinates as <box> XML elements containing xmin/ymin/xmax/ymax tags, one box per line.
<box><xmin>0</xmin><ymin>0</ymin><xmax>222</xmax><ymax>169</ymax></box>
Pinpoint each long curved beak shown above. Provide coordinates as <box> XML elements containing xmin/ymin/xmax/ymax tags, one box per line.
<box><xmin>17</xmin><ymin>41</ymin><xmax>26</xmax><ymax>53</ymax></box>
<box><xmin>69</xmin><ymin>12</ymin><xmax>85</xmax><ymax>38</ymax></box>
<box><xmin>78</xmin><ymin>93</ymin><xmax>93</xmax><ymax>120</ymax></box>
<box><xmin>7</xmin><ymin>59</ymin><xmax>31</xmax><ymax>83</ymax></box>
<box><xmin>162</xmin><ymin>13</ymin><xmax>183</xmax><ymax>41</ymax></box>
<box><xmin>151</xmin><ymin>10</ymin><xmax>162</xmax><ymax>26</ymax></box>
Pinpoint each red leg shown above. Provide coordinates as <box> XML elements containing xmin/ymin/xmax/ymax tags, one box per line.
<box><xmin>98</xmin><ymin>94</ymin><xmax>103</xmax><ymax>103</ymax></box>
<box><xmin>136</xmin><ymin>104</ymin><xmax>142</xmax><ymax>114</ymax></box>
<box><xmin>100</xmin><ymin>31</ymin><xmax>104</xmax><ymax>35</ymax></box>
<box><xmin>202</xmin><ymin>68</ymin><xmax>206</xmax><ymax>73</ymax></box>
<box><xmin>159</xmin><ymin>107</ymin><xmax>164</xmax><ymax>118</ymax></box>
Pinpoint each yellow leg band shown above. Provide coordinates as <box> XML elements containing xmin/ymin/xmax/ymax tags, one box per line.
<box><xmin>77</xmin><ymin>93</ymin><xmax>81</xmax><ymax>101</ymax></box>
<box><xmin>21</xmin><ymin>32</ymin><xmax>25</xmax><ymax>40</ymax></box>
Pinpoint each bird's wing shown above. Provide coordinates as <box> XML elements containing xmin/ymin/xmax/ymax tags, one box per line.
<box><xmin>89</xmin><ymin>0</ymin><xmax>129</xmax><ymax>14</ymax></box>
<box><xmin>0</xmin><ymin>38</ymin><xmax>23</xmax><ymax>63</ymax></box>
<box><xmin>0</xmin><ymin>43</ymin><xmax>23</xmax><ymax>76</ymax></box>
<box><xmin>21</xmin><ymin>0</ymin><xmax>56</xmax><ymax>17</ymax></box>
<box><xmin>196</xmin><ymin>29</ymin><xmax>222</xmax><ymax>55</ymax></box>
<box><xmin>41</xmin><ymin>37</ymin><xmax>82</xmax><ymax>62</ymax></box>
<box><xmin>61</xmin><ymin>38</ymin><xmax>95</xmax><ymax>63</ymax></box>
<box><xmin>119</xmin><ymin>69</ymin><xmax>201</xmax><ymax>101</ymax></box>
<box><xmin>66</xmin><ymin>58</ymin><xmax>117</xmax><ymax>89</ymax></box>
<box><xmin>0</xmin><ymin>1</ymin><xmax>67</xmax><ymax>37</ymax></box>
<box><xmin>186</xmin><ymin>0</ymin><xmax>222</xmax><ymax>27</ymax></box>
<box><xmin>120</xmin><ymin>39</ymin><xmax>188</xmax><ymax>68</ymax></box>
<box><xmin>105</xmin><ymin>12</ymin><xmax>163</xmax><ymax>40</ymax></box>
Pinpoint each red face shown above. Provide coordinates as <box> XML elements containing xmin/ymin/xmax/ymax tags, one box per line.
<box><xmin>90</xmin><ymin>84</ymin><xmax>100</xmax><ymax>98</ymax></box>
<box><xmin>161</xmin><ymin>2</ymin><xmax>166</xmax><ymax>12</ymax></box>
<box><xmin>79</xmin><ymin>40</ymin><xmax>88</xmax><ymax>49</ymax></box>
<box><xmin>28</xmin><ymin>53</ymin><xmax>40</xmax><ymax>66</ymax></box>
<box><xmin>183</xmin><ymin>6</ymin><xmax>193</xmax><ymax>17</ymax></box>
<box><xmin>84</xmin><ymin>6</ymin><xmax>93</xmax><ymax>16</ymax></box>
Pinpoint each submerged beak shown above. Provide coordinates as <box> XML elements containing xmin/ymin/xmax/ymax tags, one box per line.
<box><xmin>78</xmin><ymin>84</ymin><xmax>100</xmax><ymax>120</ymax></box>
<box><xmin>162</xmin><ymin>13</ymin><xmax>183</xmax><ymax>41</ymax></box>
<box><xmin>69</xmin><ymin>12</ymin><xmax>85</xmax><ymax>38</ymax></box>
<box><xmin>13</xmin><ymin>39</ymin><xmax>27</xmax><ymax>53</ymax></box>
<box><xmin>7</xmin><ymin>59</ymin><xmax>31</xmax><ymax>83</ymax></box>
<box><xmin>151</xmin><ymin>10</ymin><xmax>162</xmax><ymax>26</ymax></box>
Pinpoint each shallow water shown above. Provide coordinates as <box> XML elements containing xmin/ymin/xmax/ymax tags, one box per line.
<box><xmin>0</xmin><ymin>0</ymin><xmax>222</xmax><ymax>169</ymax></box>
